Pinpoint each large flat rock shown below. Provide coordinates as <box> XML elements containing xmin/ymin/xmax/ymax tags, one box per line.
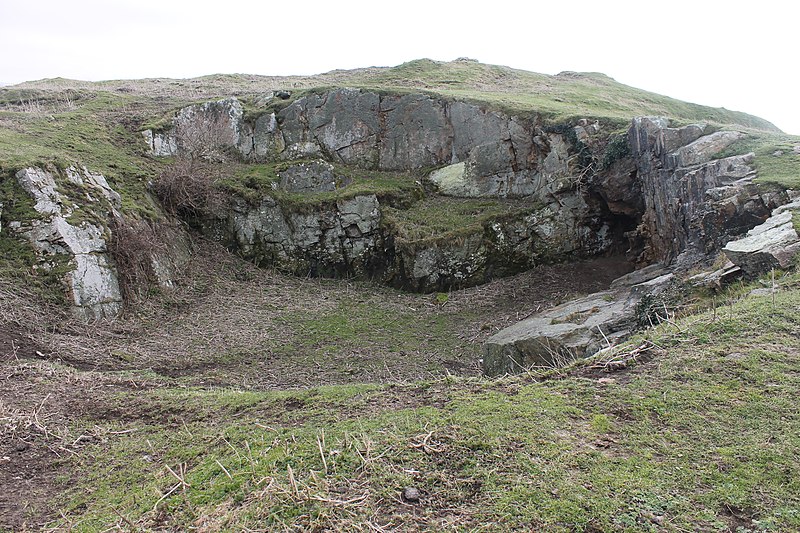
<box><xmin>723</xmin><ymin>199</ymin><xmax>800</xmax><ymax>275</ymax></box>
<box><xmin>483</xmin><ymin>269</ymin><xmax>674</xmax><ymax>376</ymax></box>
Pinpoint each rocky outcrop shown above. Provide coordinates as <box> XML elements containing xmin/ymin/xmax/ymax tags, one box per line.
<box><xmin>4</xmin><ymin>166</ymin><xmax>191</xmax><ymax>320</ymax></box>
<box><xmin>484</xmin><ymin>117</ymin><xmax>796</xmax><ymax>376</ymax></box>
<box><xmin>144</xmin><ymin>91</ymin><xmax>598</xmax><ymax>202</ymax></box>
<box><xmin>628</xmin><ymin>117</ymin><xmax>787</xmax><ymax>267</ymax></box>
<box><xmin>142</xmin><ymin>98</ymin><xmax>794</xmax><ymax>307</ymax></box>
<box><xmin>11</xmin><ymin>166</ymin><xmax>124</xmax><ymax>319</ymax></box>
<box><xmin>427</xmin><ymin>129</ymin><xmax>570</xmax><ymax>199</ymax></box>
<box><xmin>483</xmin><ymin>266</ymin><xmax>675</xmax><ymax>376</ymax></box>
<box><xmin>723</xmin><ymin>199</ymin><xmax>800</xmax><ymax>275</ymax></box>
<box><xmin>142</xmin><ymin>98</ymin><xmax>252</xmax><ymax>159</ymax></box>
<box><xmin>144</xmin><ymin>91</ymin><xmax>629</xmax><ymax>292</ymax></box>
<box><xmin>202</xmin><ymin>194</ymin><xmax>384</xmax><ymax>279</ymax></box>
<box><xmin>277</xmin><ymin>160</ymin><xmax>351</xmax><ymax>193</ymax></box>
<box><xmin>390</xmin><ymin>198</ymin><xmax>612</xmax><ymax>292</ymax></box>
<box><xmin>198</xmin><ymin>177</ymin><xmax>616</xmax><ymax>293</ymax></box>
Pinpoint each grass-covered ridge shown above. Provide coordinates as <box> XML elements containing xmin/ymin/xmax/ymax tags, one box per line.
<box><xmin>11</xmin><ymin>58</ymin><xmax>782</xmax><ymax>131</ymax></box>
<box><xmin>218</xmin><ymin>161</ymin><xmax>425</xmax><ymax>209</ymax></box>
<box><xmin>344</xmin><ymin>59</ymin><xmax>782</xmax><ymax>130</ymax></box>
<box><xmin>45</xmin><ymin>268</ymin><xmax>800</xmax><ymax>531</ymax></box>
<box><xmin>383</xmin><ymin>196</ymin><xmax>537</xmax><ymax>242</ymax></box>
<box><xmin>712</xmin><ymin>131</ymin><xmax>800</xmax><ymax>189</ymax></box>
<box><xmin>1</xmin><ymin>57</ymin><xmax>796</xmax><ymax>223</ymax></box>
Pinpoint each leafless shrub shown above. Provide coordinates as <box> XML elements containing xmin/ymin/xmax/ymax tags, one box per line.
<box><xmin>108</xmin><ymin>217</ymin><xmax>168</xmax><ymax>301</ymax></box>
<box><xmin>151</xmin><ymin>158</ymin><xmax>226</xmax><ymax>218</ymax></box>
<box><xmin>174</xmin><ymin>102</ymin><xmax>239</xmax><ymax>162</ymax></box>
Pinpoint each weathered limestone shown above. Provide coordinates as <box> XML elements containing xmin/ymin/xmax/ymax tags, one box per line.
<box><xmin>143</xmin><ymin>91</ymin><xmax>586</xmax><ymax>201</ymax></box>
<box><xmin>629</xmin><ymin>117</ymin><xmax>787</xmax><ymax>266</ymax></box>
<box><xmin>723</xmin><ymin>199</ymin><xmax>800</xmax><ymax>275</ymax></box>
<box><xmin>206</xmin><ymin>194</ymin><xmax>383</xmax><ymax>278</ymax></box>
<box><xmin>485</xmin><ymin>117</ymin><xmax>795</xmax><ymax>376</ymax></box>
<box><xmin>13</xmin><ymin>166</ymin><xmax>123</xmax><ymax>319</ymax></box>
<box><xmin>7</xmin><ymin>166</ymin><xmax>191</xmax><ymax>320</ymax></box>
<box><xmin>139</xmin><ymin>98</ymin><xmax>796</xmax><ymax>320</ymax></box>
<box><xmin>142</xmin><ymin>98</ymin><xmax>252</xmax><ymax>160</ymax></box>
<box><xmin>484</xmin><ymin>269</ymin><xmax>675</xmax><ymax>376</ymax></box>
<box><xmin>278</xmin><ymin>160</ymin><xmax>350</xmax><ymax>193</ymax></box>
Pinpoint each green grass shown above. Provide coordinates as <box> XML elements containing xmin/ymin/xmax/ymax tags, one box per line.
<box><xmin>217</xmin><ymin>161</ymin><xmax>424</xmax><ymax>210</ymax></box>
<box><xmin>0</xmin><ymin>90</ymin><xmax>177</xmax><ymax>219</ymax></box>
<box><xmin>712</xmin><ymin>132</ymin><xmax>800</xmax><ymax>189</ymax></box>
<box><xmin>271</xmin><ymin>296</ymin><xmax>470</xmax><ymax>376</ymax></box>
<box><xmin>343</xmin><ymin>59</ymin><xmax>781</xmax><ymax>131</ymax></box>
<box><xmin>49</xmin><ymin>270</ymin><xmax>800</xmax><ymax>530</ymax></box>
<box><xmin>0</xmin><ymin>174</ymin><xmax>74</xmax><ymax>305</ymax></box>
<box><xmin>383</xmin><ymin>196</ymin><xmax>536</xmax><ymax>242</ymax></box>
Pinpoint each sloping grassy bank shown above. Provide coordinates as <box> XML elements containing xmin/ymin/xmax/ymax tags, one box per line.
<box><xmin>50</xmin><ymin>271</ymin><xmax>800</xmax><ymax>531</ymax></box>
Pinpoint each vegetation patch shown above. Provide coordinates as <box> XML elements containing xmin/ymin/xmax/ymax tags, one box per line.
<box><xmin>383</xmin><ymin>197</ymin><xmax>535</xmax><ymax>243</ymax></box>
<box><xmin>43</xmin><ymin>270</ymin><xmax>800</xmax><ymax>530</ymax></box>
<box><xmin>712</xmin><ymin>132</ymin><xmax>800</xmax><ymax>189</ymax></box>
<box><xmin>216</xmin><ymin>162</ymin><xmax>424</xmax><ymax>211</ymax></box>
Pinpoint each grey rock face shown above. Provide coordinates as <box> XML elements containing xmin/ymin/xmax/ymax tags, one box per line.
<box><xmin>13</xmin><ymin>166</ymin><xmax>123</xmax><ymax>319</ymax></box>
<box><xmin>8</xmin><ymin>166</ymin><xmax>191</xmax><ymax>320</ymax></box>
<box><xmin>278</xmin><ymin>89</ymin><xmax>380</xmax><ymax>167</ymax></box>
<box><xmin>145</xmin><ymin>91</ymin><xmax>601</xmax><ymax>207</ymax></box>
<box><xmin>723</xmin><ymin>199</ymin><xmax>800</xmax><ymax>275</ymax></box>
<box><xmin>629</xmin><ymin>117</ymin><xmax>786</xmax><ymax>266</ymax></box>
<box><xmin>427</xmin><ymin>132</ymin><xmax>575</xmax><ymax>199</ymax></box>
<box><xmin>483</xmin><ymin>270</ymin><xmax>675</xmax><ymax>376</ymax></box>
<box><xmin>143</xmin><ymin>98</ymin><xmax>251</xmax><ymax>160</ymax></box>
<box><xmin>209</xmin><ymin>194</ymin><xmax>383</xmax><ymax>278</ymax></box>
<box><xmin>278</xmin><ymin>160</ymin><xmax>350</xmax><ymax>193</ymax></box>
<box><xmin>594</xmin><ymin>156</ymin><xmax>642</xmax><ymax>218</ymax></box>
<box><xmin>391</xmin><ymin>196</ymin><xmax>614</xmax><ymax>292</ymax></box>
<box><xmin>141</xmin><ymin>129</ymin><xmax>178</xmax><ymax>157</ymax></box>
<box><xmin>253</xmin><ymin>113</ymin><xmax>286</xmax><ymax>160</ymax></box>
<box><xmin>378</xmin><ymin>94</ymin><xmax>452</xmax><ymax>169</ymax></box>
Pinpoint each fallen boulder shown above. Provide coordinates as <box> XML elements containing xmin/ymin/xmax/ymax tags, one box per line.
<box><xmin>723</xmin><ymin>199</ymin><xmax>800</xmax><ymax>275</ymax></box>
<box><xmin>483</xmin><ymin>267</ymin><xmax>674</xmax><ymax>376</ymax></box>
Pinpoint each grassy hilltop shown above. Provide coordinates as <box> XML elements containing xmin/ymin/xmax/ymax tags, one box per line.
<box><xmin>1</xmin><ymin>59</ymin><xmax>800</xmax><ymax>530</ymax></box>
<box><xmin>2</xmin><ymin>57</ymin><xmax>798</xmax><ymax>198</ymax></box>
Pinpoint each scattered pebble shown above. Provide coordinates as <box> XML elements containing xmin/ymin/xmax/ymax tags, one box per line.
<box><xmin>402</xmin><ymin>486</ymin><xmax>421</xmax><ymax>503</ymax></box>
<box><xmin>14</xmin><ymin>441</ymin><xmax>29</xmax><ymax>452</ymax></box>
<box><xmin>597</xmin><ymin>377</ymin><xmax>616</xmax><ymax>385</ymax></box>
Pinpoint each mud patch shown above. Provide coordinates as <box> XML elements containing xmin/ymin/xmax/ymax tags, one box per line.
<box><xmin>0</xmin><ymin>325</ymin><xmax>47</xmax><ymax>361</ymax></box>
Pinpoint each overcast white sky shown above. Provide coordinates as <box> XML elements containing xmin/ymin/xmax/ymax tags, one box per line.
<box><xmin>1</xmin><ymin>1</ymin><xmax>797</xmax><ymax>134</ymax></box>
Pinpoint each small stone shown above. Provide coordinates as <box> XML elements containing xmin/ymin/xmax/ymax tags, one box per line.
<box><xmin>402</xmin><ymin>487</ymin><xmax>421</xmax><ymax>503</ymax></box>
<box><xmin>773</xmin><ymin>150</ymin><xmax>784</xmax><ymax>157</ymax></box>
<box><xmin>597</xmin><ymin>378</ymin><xmax>616</xmax><ymax>385</ymax></box>
<box><xmin>14</xmin><ymin>441</ymin><xmax>29</xmax><ymax>452</ymax></box>
<box><xmin>749</xmin><ymin>287</ymin><xmax>777</xmax><ymax>297</ymax></box>
<box><xmin>793</xmin><ymin>145</ymin><xmax>800</xmax><ymax>154</ymax></box>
